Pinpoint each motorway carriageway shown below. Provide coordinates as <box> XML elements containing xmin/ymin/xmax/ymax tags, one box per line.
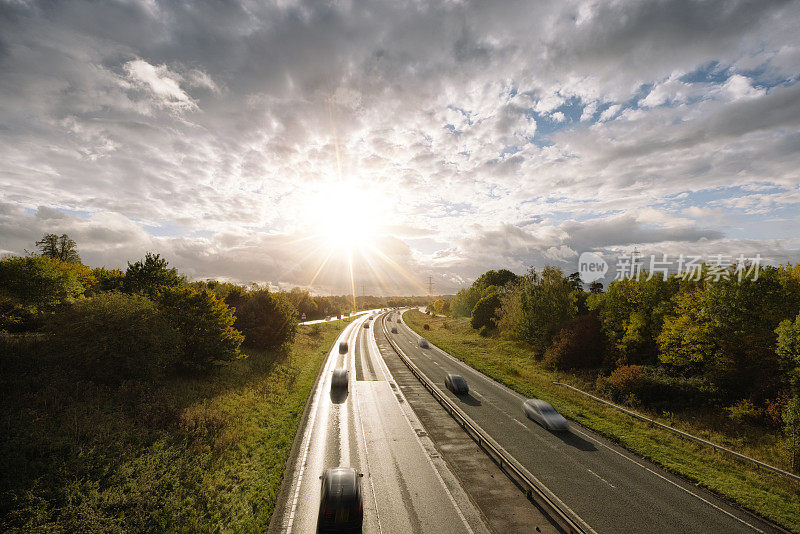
<box><xmin>269</xmin><ymin>312</ymin><xmax>491</xmax><ymax>534</ymax></box>
<box><xmin>385</xmin><ymin>312</ymin><xmax>783</xmax><ymax>534</ymax></box>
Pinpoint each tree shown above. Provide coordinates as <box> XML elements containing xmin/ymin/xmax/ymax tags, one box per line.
<box><xmin>470</xmin><ymin>291</ymin><xmax>501</xmax><ymax>330</ymax></box>
<box><xmin>232</xmin><ymin>289</ymin><xmax>298</xmax><ymax>350</ymax></box>
<box><xmin>124</xmin><ymin>252</ymin><xmax>182</xmax><ymax>297</ymax></box>
<box><xmin>543</xmin><ymin>311</ymin><xmax>605</xmax><ymax>370</ymax></box>
<box><xmin>473</xmin><ymin>269</ymin><xmax>519</xmax><ymax>292</ymax></box>
<box><xmin>0</xmin><ymin>255</ymin><xmax>84</xmax><ymax>310</ymax></box>
<box><xmin>158</xmin><ymin>286</ymin><xmax>243</xmax><ymax>371</ymax></box>
<box><xmin>512</xmin><ymin>266</ymin><xmax>577</xmax><ymax>356</ymax></box>
<box><xmin>589</xmin><ymin>281</ymin><xmax>604</xmax><ymax>294</ymax></box>
<box><xmin>657</xmin><ymin>288</ymin><xmax>714</xmax><ymax>370</ymax></box>
<box><xmin>776</xmin><ymin>312</ymin><xmax>800</xmax><ymax>471</ymax></box>
<box><xmin>35</xmin><ymin>233</ymin><xmax>81</xmax><ymax>263</ymax></box>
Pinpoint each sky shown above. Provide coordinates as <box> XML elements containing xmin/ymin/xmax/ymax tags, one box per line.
<box><xmin>1</xmin><ymin>0</ymin><xmax>799</xmax><ymax>295</ymax></box>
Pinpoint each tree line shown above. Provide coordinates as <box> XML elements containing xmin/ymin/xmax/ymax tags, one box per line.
<box><xmin>0</xmin><ymin>234</ymin><xmax>427</xmax><ymax>384</ymax></box>
<box><xmin>444</xmin><ymin>264</ymin><xmax>800</xmax><ymax>468</ymax></box>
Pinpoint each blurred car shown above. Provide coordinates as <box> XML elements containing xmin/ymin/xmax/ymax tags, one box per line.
<box><xmin>339</xmin><ymin>341</ymin><xmax>348</xmax><ymax>354</ymax></box>
<box><xmin>523</xmin><ymin>399</ymin><xmax>569</xmax><ymax>431</ymax></box>
<box><xmin>396</xmin><ymin>319</ymin><xmax>401</xmax><ymax>323</ymax></box>
<box><xmin>418</xmin><ymin>338</ymin><xmax>429</xmax><ymax>349</ymax></box>
<box><xmin>331</xmin><ymin>369</ymin><xmax>349</xmax><ymax>393</ymax></box>
<box><xmin>391</xmin><ymin>326</ymin><xmax>398</xmax><ymax>334</ymax></box>
<box><xmin>444</xmin><ymin>373</ymin><xmax>469</xmax><ymax>394</ymax></box>
<box><xmin>363</xmin><ymin>322</ymin><xmax>369</xmax><ymax>329</ymax></box>
<box><xmin>317</xmin><ymin>467</ymin><xmax>363</xmax><ymax>532</ymax></box>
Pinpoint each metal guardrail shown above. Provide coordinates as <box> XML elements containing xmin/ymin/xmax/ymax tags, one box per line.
<box><xmin>553</xmin><ymin>381</ymin><xmax>800</xmax><ymax>484</ymax></box>
<box><xmin>381</xmin><ymin>316</ymin><xmax>591</xmax><ymax>534</ymax></box>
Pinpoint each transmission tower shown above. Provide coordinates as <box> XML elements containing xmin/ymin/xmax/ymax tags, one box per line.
<box><xmin>427</xmin><ymin>276</ymin><xmax>434</xmax><ymax>296</ymax></box>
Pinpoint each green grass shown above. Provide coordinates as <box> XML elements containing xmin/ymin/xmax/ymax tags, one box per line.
<box><xmin>0</xmin><ymin>319</ymin><xmax>349</xmax><ymax>533</ymax></box>
<box><xmin>405</xmin><ymin>311</ymin><xmax>800</xmax><ymax>533</ymax></box>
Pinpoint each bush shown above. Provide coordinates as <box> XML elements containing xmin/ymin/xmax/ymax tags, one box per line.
<box><xmin>543</xmin><ymin>312</ymin><xmax>605</xmax><ymax>370</ymax></box>
<box><xmin>478</xmin><ymin>325</ymin><xmax>491</xmax><ymax>337</ymax></box>
<box><xmin>423</xmin><ymin>323</ymin><xmax>430</xmax><ymax>331</ymax></box>
<box><xmin>228</xmin><ymin>289</ymin><xmax>297</xmax><ymax>350</ymax></box>
<box><xmin>158</xmin><ymin>286</ymin><xmax>243</xmax><ymax>371</ymax></box>
<box><xmin>726</xmin><ymin>399</ymin><xmax>760</xmax><ymax>425</ymax></box>
<box><xmin>606</xmin><ymin>364</ymin><xmax>645</xmax><ymax>401</ymax></box>
<box><xmin>46</xmin><ymin>293</ymin><xmax>180</xmax><ymax>383</ymax></box>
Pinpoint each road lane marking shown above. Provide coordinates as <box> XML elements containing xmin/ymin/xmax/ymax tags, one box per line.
<box><xmin>586</xmin><ymin>468</ymin><xmax>616</xmax><ymax>489</ymax></box>
<box><xmin>285</xmin><ymin>317</ymin><xmax>363</xmax><ymax>533</ymax></box>
<box><xmin>569</xmin><ymin>427</ymin><xmax>765</xmax><ymax>533</ymax></box>
<box><xmin>371</xmin><ymin>315</ymin><xmax>478</xmax><ymax>534</ymax></box>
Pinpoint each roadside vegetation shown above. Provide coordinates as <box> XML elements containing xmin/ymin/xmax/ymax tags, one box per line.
<box><xmin>416</xmin><ymin>263</ymin><xmax>800</xmax><ymax>531</ymax></box>
<box><xmin>0</xmin><ymin>232</ymin><xmax>371</xmax><ymax>531</ymax></box>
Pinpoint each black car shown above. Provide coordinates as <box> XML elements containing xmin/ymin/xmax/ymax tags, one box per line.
<box><xmin>363</xmin><ymin>322</ymin><xmax>369</xmax><ymax>329</ymax></box>
<box><xmin>391</xmin><ymin>326</ymin><xmax>398</xmax><ymax>334</ymax></box>
<box><xmin>418</xmin><ymin>338</ymin><xmax>429</xmax><ymax>349</ymax></box>
<box><xmin>339</xmin><ymin>341</ymin><xmax>348</xmax><ymax>354</ymax></box>
<box><xmin>318</xmin><ymin>467</ymin><xmax>363</xmax><ymax>532</ymax></box>
<box><xmin>444</xmin><ymin>373</ymin><xmax>469</xmax><ymax>394</ymax></box>
<box><xmin>331</xmin><ymin>369</ymin><xmax>349</xmax><ymax>393</ymax></box>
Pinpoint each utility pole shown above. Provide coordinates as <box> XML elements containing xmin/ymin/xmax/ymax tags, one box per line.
<box><xmin>427</xmin><ymin>276</ymin><xmax>434</xmax><ymax>296</ymax></box>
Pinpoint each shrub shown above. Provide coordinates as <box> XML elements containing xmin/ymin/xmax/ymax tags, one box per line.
<box><xmin>230</xmin><ymin>289</ymin><xmax>298</xmax><ymax>350</ymax></box>
<box><xmin>423</xmin><ymin>323</ymin><xmax>430</xmax><ymax>331</ymax></box>
<box><xmin>543</xmin><ymin>312</ymin><xmax>605</xmax><ymax>370</ymax></box>
<box><xmin>158</xmin><ymin>286</ymin><xmax>243</xmax><ymax>371</ymax></box>
<box><xmin>46</xmin><ymin>292</ymin><xmax>180</xmax><ymax>383</ymax></box>
<box><xmin>607</xmin><ymin>364</ymin><xmax>645</xmax><ymax>401</ymax></box>
<box><xmin>478</xmin><ymin>325</ymin><xmax>490</xmax><ymax>337</ymax></box>
<box><xmin>726</xmin><ymin>399</ymin><xmax>760</xmax><ymax>425</ymax></box>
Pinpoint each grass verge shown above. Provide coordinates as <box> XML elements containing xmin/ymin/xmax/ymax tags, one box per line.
<box><xmin>405</xmin><ymin>310</ymin><xmax>800</xmax><ymax>532</ymax></box>
<box><xmin>0</xmin><ymin>319</ymin><xmax>349</xmax><ymax>532</ymax></box>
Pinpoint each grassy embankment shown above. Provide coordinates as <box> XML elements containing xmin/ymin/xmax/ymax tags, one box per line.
<box><xmin>0</xmin><ymin>318</ymin><xmax>352</xmax><ymax>532</ymax></box>
<box><xmin>404</xmin><ymin>310</ymin><xmax>800</xmax><ymax>532</ymax></box>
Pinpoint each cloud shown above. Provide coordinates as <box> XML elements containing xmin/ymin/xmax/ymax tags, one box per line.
<box><xmin>0</xmin><ymin>0</ymin><xmax>799</xmax><ymax>293</ymax></box>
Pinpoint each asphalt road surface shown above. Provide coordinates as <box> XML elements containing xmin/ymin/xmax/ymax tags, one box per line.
<box><xmin>387</xmin><ymin>312</ymin><xmax>783</xmax><ymax>534</ymax></box>
<box><xmin>269</xmin><ymin>313</ymin><xmax>491</xmax><ymax>534</ymax></box>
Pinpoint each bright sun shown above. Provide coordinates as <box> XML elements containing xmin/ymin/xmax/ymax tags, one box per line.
<box><xmin>303</xmin><ymin>179</ymin><xmax>388</xmax><ymax>252</ymax></box>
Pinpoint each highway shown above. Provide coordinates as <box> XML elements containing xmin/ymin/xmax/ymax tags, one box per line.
<box><xmin>384</xmin><ymin>311</ymin><xmax>783</xmax><ymax>534</ymax></box>
<box><xmin>268</xmin><ymin>313</ymin><xmax>491</xmax><ymax>534</ymax></box>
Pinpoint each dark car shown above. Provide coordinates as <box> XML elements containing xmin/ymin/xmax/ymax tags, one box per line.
<box><xmin>418</xmin><ymin>338</ymin><xmax>429</xmax><ymax>349</ymax></box>
<box><xmin>523</xmin><ymin>399</ymin><xmax>569</xmax><ymax>431</ymax></box>
<box><xmin>391</xmin><ymin>326</ymin><xmax>398</xmax><ymax>334</ymax></box>
<box><xmin>331</xmin><ymin>369</ymin><xmax>349</xmax><ymax>393</ymax></box>
<box><xmin>339</xmin><ymin>341</ymin><xmax>348</xmax><ymax>354</ymax></box>
<box><xmin>444</xmin><ymin>373</ymin><xmax>469</xmax><ymax>394</ymax></box>
<box><xmin>318</xmin><ymin>467</ymin><xmax>363</xmax><ymax>532</ymax></box>
<box><xmin>396</xmin><ymin>318</ymin><xmax>401</xmax><ymax>323</ymax></box>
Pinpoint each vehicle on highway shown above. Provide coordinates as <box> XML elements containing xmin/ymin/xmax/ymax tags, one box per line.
<box><xmin>339</xmin><ymin>341</ymin><xmax>348</xmax><ymax>354</ymax></box>
<box><xmin>523</xmin><ymin>399</ymin><xmax>569</xmax><ymax>431</ymax></box>
<box><xmin>363</xmin><ymin>322</ymin><xmax>369</xmax><ymax>329</ymax></box>
<box><xmin>331</xmin><ymin>369</ymin><xmax>349</xmax><ymax>393</ymax></box>
<box><xmin>444</xmin><ymin>373</ymin><xmax>469</xmax><ymax>394</ymax></box>
<box><xmin>396</xmin><ymin>318</ymin><xmax>401</xmax><ymax>323</ymax></box>
<box><xmin>418</xmin><ymin>338</ymin><xmax>429</xmax><ymax>349</ymax></box>
<box><xmin>317</xmin><ymin>467</ymin><xmax>363</xmax><ymax>532</ymax></box>
<box><xmin>391</xmin><ymin>326</ymin><xmax>398</xmax><ymax>333</ymax></box>
<box><xmin>326</xmin><ymin>316</ymin><xmax>331</xmax><ymax>321</ymax></box>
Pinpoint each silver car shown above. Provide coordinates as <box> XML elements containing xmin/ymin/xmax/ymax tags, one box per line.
<box><xmin>339</xmin><ymin>341</ymin><xmax>348</xmax><ymax>354</ymax></box>
<box><xmin>391</xmin><ymin>327</ymin><xmax>398</xmax><ymax>334</ymax></box>
<box><xmin>418</xmin><ymin>338</ymin><xmax>429</xmax><ymax>349</ymax></box>
<box><xmin>523</xmin><ymin>399</ymin><xmax>569</xmax><ymax>431</ymax></box>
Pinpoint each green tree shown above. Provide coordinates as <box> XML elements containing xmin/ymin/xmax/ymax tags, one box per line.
<box><xmin>470</xmin><ymin>291</ymin><xmax>501</xmax><ymax>330</ymax></box>
<box><xmin>35</xmin><ymin>233</ymin><xmax>81</xmax><ymax>263</ymax></box>
<box><xmin>124</xmin><ymin>252</ymin><xmax>182</xmax><ymax>297</ymax></box>
<box><xmin>233</xmin><ymin>289</ymin><xmax>298</xmax><ymax>350</ymax></box>
<box><xmin>657</xmin><ymin>288</ymin><xmax>714</xmax><ymax>370</ymax></box>
<box><xmin>0</xmin><ymin>255</ymin><xmax>84</xmax><ymax>310</ymax></box>
<box><xmin>158</xmin><ymin>286</ymin><xmax>243</xmax><ymax>371</ymax></box>
<box><xmin>513</xmin><ymin>266</ymin><xmax>577</xmax><ymax>356</ymax></box>
<box><xmin>776</xmin><ymin>312</ymin><xmax>800</xmax><ymax>471</ymax></box>
<box><xmin>473</xmin><ymin>269</ymin><xmax>519</xmax><ymax>291</ymax></box>
<box><xmin>91</xmin><ymin>267</ymin><xmax>126</xmax><ymax>293</ymax></box>
<box><xmin>47</xmin><ymin>292</ymin><xmax>180</xmax><ymax>383</ymax></box>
